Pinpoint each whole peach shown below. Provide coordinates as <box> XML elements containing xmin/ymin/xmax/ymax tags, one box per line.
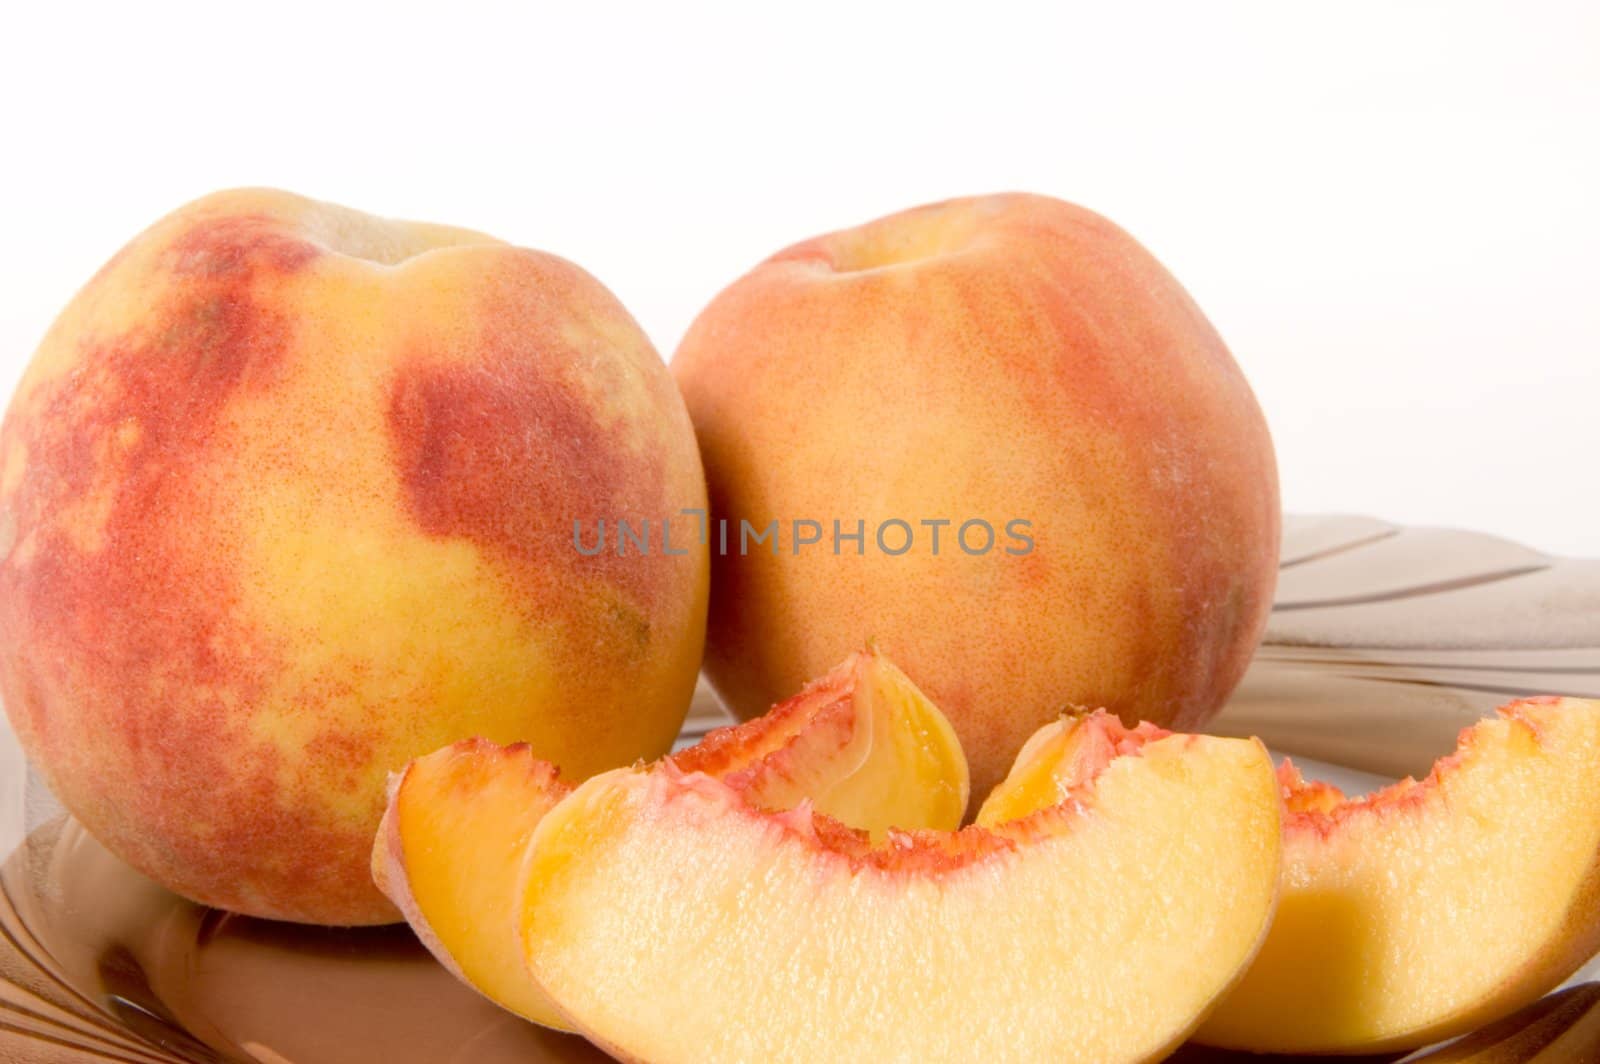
<box><xmin>672</xmin><ymin>193</ymin><xmax>1278</xmax><ymax>797</ymax></box>
<box><xmin>0</xmin><ymin>189</ymin><xmax>707</xmax><ymax>924</ymax></box>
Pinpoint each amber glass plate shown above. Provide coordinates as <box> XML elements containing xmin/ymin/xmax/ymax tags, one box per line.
<box><xmin>3</xmin><ymin>515</ymin><xmax>1598</xmax><ymax>1063</ymax></box>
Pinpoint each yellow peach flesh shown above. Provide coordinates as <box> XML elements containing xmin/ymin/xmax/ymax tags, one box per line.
<box><xmin>372</xmin><ymin>649</ymin><xmax>969</xmax><ymax>1031</ymax></box>
<box><xmin>1199</xmin><ymin>697</ymin><xmax>1600</xmax><ymax>1053</ymax></box>
<box><xmin>976</xmin><ymin>711</ymin><xmax>1169</xmax><ymax>827</ymax></box>
<box><xmin>1406</xmin><ymin>982</ymin><xmax>1600</xmax><ymax>1063</ymax></box>
<box><xmin>518</xmin><ymin>732</ymin><xmax>1281</xmax><ymax>1062</ymax></box>
<box><xmin>373</xmin><ymin>741</ymin><xmax>570</xmax><ymax>1028</ymax></box>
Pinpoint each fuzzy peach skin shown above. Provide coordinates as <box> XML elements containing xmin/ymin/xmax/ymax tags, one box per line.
<box><xmin>1198</xmin><ymin>697</ymin><xmax>1600</xmax><ymax>1054</ymax></box>
<box><xmin>0</xmin><ymin>189</ymin><xmax>708</xmax><ymax>925</ymax></box>
<box><xmin>672</xmin><ymin>192</ymin><xmax>1279</xmax><ymax>796</ymax></box>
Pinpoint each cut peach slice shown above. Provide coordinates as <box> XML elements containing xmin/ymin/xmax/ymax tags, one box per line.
<box><xmin>669</xmin><ymin>648</ymin><xmax>969</xmax><ymax>835</ymax></box>
<box><xmin>1197</xmin><ymin>696</ymin><xmax>1600</xmax><ymax>1054</ymax></box>
<box><xmin>518</xmin><ymin>727</ymin><xmax>1281</xmax><ymax>1062</ymax></box>
<box><xmin>372</xmin><ymin>739</ymin><xmax>574</xmax><ymax>1029</ymax></box>
<box><xmin>371</xmin><ymin>649</ymin><xmax>968</xmax><ymax>1031</ymax></box>
<box><xmin>976</xmin><ymin>710</ymin><xmax>1170</xmax><ymax>827</ymax></box>
<box><xmin>1406</xmin><ymin>982</ymin><xmax>1600</xmax><ymax>1063</ymax></box>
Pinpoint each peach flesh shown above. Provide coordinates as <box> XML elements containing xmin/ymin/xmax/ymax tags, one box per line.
<box><xmin>1198</xmin><ymin>696</ymin><xmax>1600</xmax><ymax>1054</ymax></box>
<box><xmin>976</xmin><ymin>710</ymin><xmax>1171</xmax><ymax>827</ymax></box>
<box><xmin>373</xmin><ymin>740</ymin><xmax>572</xmax><ymax>1028</ymax></box>
<box><xmin>372</xmin><ymin>649</ymin><xmax>968</xmax><ymax>1031</ymax></box>
<box><xmin>517</xmin><ymin>729</ymin><xmax>1282</xmax><ymax>1062</ymax></box>
<box><xmin>669</xmin><ymin>648</ymin><xmax>968</xmax><ymax>837</ymax></box>
<box><xmin>1405</xmin><ymin>982</ymin><xmax>1600</xmax><ymax>1063</ymax></box>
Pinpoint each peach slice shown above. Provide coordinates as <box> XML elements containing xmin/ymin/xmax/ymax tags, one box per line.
<box><xmin>1196</xmin><ymin>696</ymin><xmax>1600</xmax><ymax>1054</ymax></box>
<box><xmin>517</xmin><ymin>727</ymin><xmax>1281</xmax><ymax>1061</ymax></box>
<box><xmin>372</xmin><ymin>649</ymin><xmax>968</xmax><ymax>1031</ymax></box>
<box><xmin>373</xmin><ymin>740</ymin><xmax>573</xmax><ymax>1028</ymax></box>
<box><xmin>1405</xmin><ymin>982</ymin><xmax>1600</xmax><ymax>1063</ymax></box>
<box><xmin>668</xmin><ymin>648</ymin><xmax>970</xmax><ymax>835</ymax></box>
<box><xmin>975</xmin><ymin>710</ymin><xmax>1170</xmax><ymax>827</ymax></box>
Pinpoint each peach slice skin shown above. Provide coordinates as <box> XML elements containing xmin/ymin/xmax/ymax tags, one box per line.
<box><xmin>1405</xmin><ymin>981</ymin><xmax>1600</xmax><ymax>1063</ymax></box>
<box><xmin>518</xmin><ymin>732</ymin><xmax>1282</xmax><ymax>1062</ymax></box>
<box><xmin>371</xmin><ymin>649</ymin><xmax>968</xmax><ymax>1032</ymax></box>
<box><xmin>1197</xmin><ymin>696</ymin><xmax>1600</xmax><ymax>1054</ymax></box>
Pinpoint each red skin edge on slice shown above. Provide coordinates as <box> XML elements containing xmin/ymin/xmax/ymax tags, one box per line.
<box><xmin>1279</xmin><ymin>697</ymin><xmax>1565</xmax><ymax>840</ymax></box>
<box><xmin>650</xmin><ymin>709</ymin><xmax>1185</xmax><ymax>878</ymax></box>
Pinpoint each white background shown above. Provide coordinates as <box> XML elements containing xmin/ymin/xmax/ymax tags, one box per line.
<box><xmin>1</xmin><ymin>2</ymin><xmax>1594</xmax><ymax>554</ymax></box>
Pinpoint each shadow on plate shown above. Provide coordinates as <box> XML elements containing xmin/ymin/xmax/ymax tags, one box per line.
<box><xmin>0</xmin><ymin>816</ymin><xmax>606</xmax><ymax>1063</ymax></box>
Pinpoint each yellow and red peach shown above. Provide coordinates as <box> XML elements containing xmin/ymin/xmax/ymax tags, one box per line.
<box><xmin>372</xmin><ymin>649</ymin><xmax>968</xmax><ymax>1030</ymax></box>
<box><xmin>672</xmin><ymin>192</ymin><xmax>1279</xmax><ymax>795</ymax></box>
<box><xmin>0</xmin><ymin>188</ymin><xmax>708</xmax><ymax>925</ymax></box>
<box><xmin>516</xmin><ymin>720</ymin><xmax>1282</xmax><ymax>1061</ymax></box>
